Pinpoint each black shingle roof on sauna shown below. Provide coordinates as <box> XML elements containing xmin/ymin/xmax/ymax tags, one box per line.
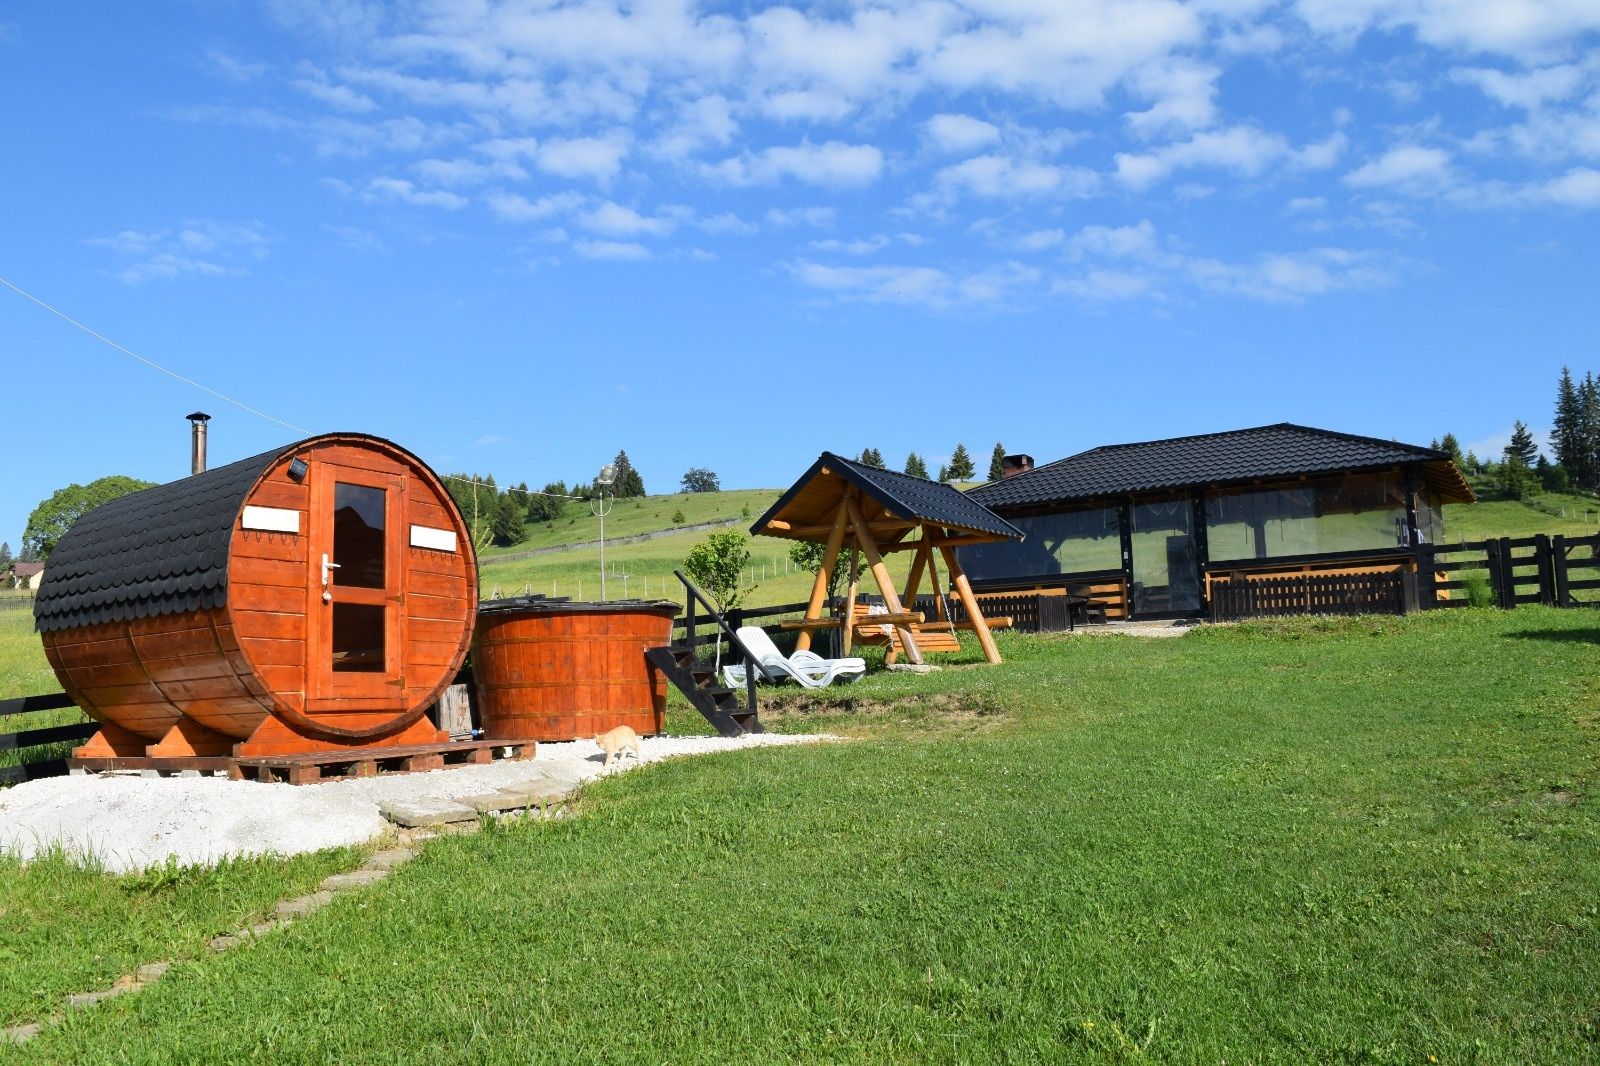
<box><xmin>33</xmin><ymin>445</ymin><xmax>292</xmax><ymax>634</ymax></box>
<box><xmin>753</xmin><ymin>452</ymin><xmax>1023</xmax><ymax>540</ymax></box>
<box><xmin>968</xmin><ymin>423</ymin><xmax>1457</xmax><ymax>510</ymax></box>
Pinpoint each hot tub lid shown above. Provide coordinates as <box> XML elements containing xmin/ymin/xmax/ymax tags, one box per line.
<box><xmin>477</xmin><ymin>596</ymin><xmax>680</xmax><ymax>618</ymax></box>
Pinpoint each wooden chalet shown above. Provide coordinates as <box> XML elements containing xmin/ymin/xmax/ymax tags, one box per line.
<box><xmin>962</xmin><ymin>423</ymin><xmax>1475</xmax><ymax>621</ymax></box>
<box><xmin>751</xmin><ymin>452</ymin><xmax>1023</xmax><ymax>664</ymax></box>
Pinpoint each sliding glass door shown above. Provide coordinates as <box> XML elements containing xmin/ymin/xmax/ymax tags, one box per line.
<box><xmin>1130</xmin><ymin>498</ymin><xmax>1202</xmax><ymax>616</ymax></box>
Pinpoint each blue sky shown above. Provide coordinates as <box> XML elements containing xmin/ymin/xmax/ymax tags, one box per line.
<box><xmin>3</xmin><ymin>1</ymin><xmax>1599</xmax><ymax>546</ymax></box>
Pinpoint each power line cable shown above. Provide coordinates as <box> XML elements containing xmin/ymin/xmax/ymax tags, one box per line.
<box><xmin>0</xmin><ymin>273</ymin><xmax>584</xmax><ymax>500</ymax></box>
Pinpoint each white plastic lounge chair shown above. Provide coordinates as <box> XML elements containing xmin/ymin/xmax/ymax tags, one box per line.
<box><xmin>722</xmin><ymin>625</ymin><xmax>867</xmax><ymax>689</ymax></box>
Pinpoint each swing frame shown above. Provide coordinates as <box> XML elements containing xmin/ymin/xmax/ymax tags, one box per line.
<box><xmin>751</xmin><ymin>453</ymin><xmax>1024</xmax><ymax>666</ymax></box>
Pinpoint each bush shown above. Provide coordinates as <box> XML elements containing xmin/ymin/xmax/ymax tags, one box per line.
<box><xmin>672</xmin><ymin>508</ymin><xmax>687</xmax><ymax>524</ymax></box>
<box><xmin>684</xmin><ymin>530</ymin><xmax>753</xmax><ymax>610</ymax></box>
<box><xmin>1461</xmin><ymin>569</ymin><xmax>1493</xmax><ymax>607</ymax></box>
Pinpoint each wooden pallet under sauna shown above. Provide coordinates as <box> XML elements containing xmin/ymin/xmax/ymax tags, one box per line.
<box><xmin>68</xmin><ymin>738</ymin><xmax>537</xmax><ymax>785</ymax></box>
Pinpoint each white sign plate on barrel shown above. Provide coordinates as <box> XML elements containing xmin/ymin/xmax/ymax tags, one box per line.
<box><xmin>410</xmin><ymin>525</ymin><xmax>458</xmax><ymax>552</ymax></box>
<box><xmin>241</xmin><ymin>506</ymin><xmax>300</xmax><ymax>533</ymax></box>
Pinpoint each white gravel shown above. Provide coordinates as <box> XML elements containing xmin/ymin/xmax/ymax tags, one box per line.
<box><xmin>0</xmin><ymin>733</ymin><xmax>826</xmax><ymax>874</ymax></box>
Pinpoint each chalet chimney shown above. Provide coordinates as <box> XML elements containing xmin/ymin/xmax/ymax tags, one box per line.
<box><xmin>187</xmin><ymin>412</ymin><xmax>211</xmax><ymax>475</ymax></box>
<box><xmin>1001</xmin><ymin>453</ymin><xmax>1033</xmax><ymax>478</ymax></box>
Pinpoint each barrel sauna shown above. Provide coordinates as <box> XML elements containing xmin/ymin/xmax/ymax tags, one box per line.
<box><xmin>33</xmin><ymin>433</ymin><xmax>477</xmax><ymax>759</ymax></box>
<box><xmin>471</xmin><ymin>599</ymin><xmax>678</xmax><ymax>741</ymax></box>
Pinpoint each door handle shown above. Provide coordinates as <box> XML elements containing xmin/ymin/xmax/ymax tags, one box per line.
<box><xmin>321</xmin><ymin>553</ymin><xmax>341</xmax><ymax>602</ymax></box>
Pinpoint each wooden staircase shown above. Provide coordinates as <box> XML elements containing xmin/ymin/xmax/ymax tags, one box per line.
<box><xmin>648</xmin><ymin>571</ymin><xmax>764</xmax><ymax>738</ymax></box>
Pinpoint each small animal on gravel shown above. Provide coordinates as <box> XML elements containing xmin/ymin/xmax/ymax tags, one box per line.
<box><xmin>594</xmin><ymin>725</ymin><xmax>641</xmax><ymax>768</ymax></box>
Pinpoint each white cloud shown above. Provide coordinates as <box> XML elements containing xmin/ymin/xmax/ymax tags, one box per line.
<box><xmin>580</xmin><ymin>202</ymin><xmax>675</xmax><ymax>237</ymax></box>
<box><xmin>1054</xmin><ymin>269</ymin><xmax>1156</xmax><ymax>301</ymax></box>
<box><xmin>1343</xmin><ymin>145</ymin><xmax>1452</xmax><ymax>189</ymax></box>
<box><xmin>293</xmin><ymin>65</ymin><xmax>377</xmax><ymax>112</ymax></box>
<box><xmin>345</xmin><ymin>176</ymin><xmax>468</xmax><ymax>209</ymax></box>
<box><xmin>206</xmin><ymin>49</ymin><xmax>266</xmax><ymax>83</ymax></box>
<box><xmin>765</xmin><ymin>206</ymin><xmax>836</xmax><ymax>228</ymax></box>
<box><xmin>1124</xmin><ymin>58</ymin><xmax>1220</xmax><ymax>135</ymax></box>
<box><xmin>1537</xmin><ymin>167</ymin><xmax>1600</xmax><ymax>205</ymax></box>
<box><xmin>934</xmin><ymin>154</ymin><xmax>1099</xmax><ymax>199</ymax></box>
<box><xmin>1115</xmin><ymin>127</ymin><xmax>1346</xmax><ymax>187</ymax></box>
<box><xmin>1067</xmin><ymin>220</ymin><xmax>1159</xmax><ymax>258</ymax></box>
<box><xmin>87</xmin><ymin>219</ymin><xmax>273</xmax><ymax>284</ymax></box>
<box><xmin>808</xmin><ymin>236</ymin><xmax>889</xmax><ymax>255</ymax></box>
<box><xmin>1451</xmin><ymin>64</ymin><xmax>1589</xmax><ymax>109</ymax></box>
<box><xmin>412</xmin><ymin>156</ymin><xmax>526</xmax><ymax>186</ymax></box>
<box><xmin>923</xmin><ymin>114</ymin><xmax>1001</xmax><ymax>154</ymax></box>
<box><xmin>1287</xmin><ymin>195</ymin><xmax>1328</xmax><ymax>212</ymax></box>
<box><xmin>761</xmin><ymin>90</ymin><xmax>855</xmax><ymax>122</ymax></box>
<box><xmin>1294</xmin><ymin>0</ymin><xmax>1600</xmax><ymax>63</ymax></box>
<box><xmin>486</xmin><ymin>191</ymin><xmax>585</xmax><ymax>223</ymax></box>
<box><xmin>706</xmin><ymin>141</ymin><xmax>883</xmax><ymax>187</ymax></box>
<box><xmin>537</xmin><ymin>134</ymin><xmax>631</xmax><ymax>182</ymax></box>
<box><xmin>573</xmin><ymin>239</ymin><xmax>651</xmax><ymax>261</ymax></box>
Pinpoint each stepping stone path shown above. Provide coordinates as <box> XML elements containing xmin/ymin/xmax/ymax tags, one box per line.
<box><xmin>0</xmin><ymin>774</ymin><xmax>581</xmax><ymax>1047</ymax></box>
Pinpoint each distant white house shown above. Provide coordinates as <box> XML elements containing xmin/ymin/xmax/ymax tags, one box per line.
<box><xmin>6</xmin><ymin>561</ymin><xmax>44</xmax><ymax>590</ymax></box>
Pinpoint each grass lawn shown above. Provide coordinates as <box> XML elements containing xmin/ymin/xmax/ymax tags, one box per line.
<box><xmin>11</xmin><ymin>608</ymin><xmax>1600</xmax><ymax>1061</ymax></box>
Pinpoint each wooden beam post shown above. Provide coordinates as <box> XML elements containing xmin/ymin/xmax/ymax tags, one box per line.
<box><xmin>941</xmin><ymin>546</ymin><xmax>1000</xmax><ymax>664</ymax></box>
<box><xmin>796</xmin><ymin>503</ymin><xmax>849</xmax><ymax>654</ymax></box>
<box><xmin>901</xmin><ymin>539</ymin><xmax>931</xmax><ymax>612</ymax></box>
<box><xmin>848</xmin><ymin>494</ymin><xmax>923</xmax><ymax>665</ymax></box>
<box><xmin>841</xmin><ymin>540</ymin><xmax>861</xmax><ymax>656</ymax></box>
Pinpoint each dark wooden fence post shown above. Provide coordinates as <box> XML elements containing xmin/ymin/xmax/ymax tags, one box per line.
<box><xmin>1415</xmin><ymin>546</ymin><xmax>1437</xmax><ymax>610</ymax></box>
<box><xmin>1553</xmin><ymin>534</ymin><xmax>1570</xmax><ymax>606</ymax></box>
<box><xmin>1534</xmin><ymin>534</ymin><xmax>1555</xmax><ymax>605</ymax></box>
<box><xmin>1492</xmin><ymin>537</ymin><xmax>1517</xmax><ymax>609</ymax></box>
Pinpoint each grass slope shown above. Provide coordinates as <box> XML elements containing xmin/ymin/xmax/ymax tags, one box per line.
<box><xmin>15</xmin><ymin>609</ymin><xmax>1600</xmax><ymax>1061</ymax></box>
<box><xmin>475</xmin><ymin>488</ymin><xmax>781</xmax><ymax>559</ymax></box>
<box><xmin>1444</xmin><ymin>491</ymin><xmax>1600</xmax><ymax>541</ymax></box>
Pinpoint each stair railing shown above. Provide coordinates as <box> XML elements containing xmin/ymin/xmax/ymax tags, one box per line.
<box><xmin>673</xmin><ymin>570</ymin><xmax>759</xmax><ymax>717</ymax></box>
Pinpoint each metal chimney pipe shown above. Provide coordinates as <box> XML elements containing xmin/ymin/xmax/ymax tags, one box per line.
<box><xmin>186</xmin><ymin>412</ymin><xmax>211</xmax><ymax>475</ymax></box>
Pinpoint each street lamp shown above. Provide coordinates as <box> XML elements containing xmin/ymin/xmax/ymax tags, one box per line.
<box><xmin>593</xmin><ymin>464</ymin><xmax>617</xmax><ymax>600</ymax></box>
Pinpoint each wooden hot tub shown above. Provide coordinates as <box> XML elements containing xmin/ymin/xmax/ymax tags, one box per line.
<box><xmin>470</xmin><ymin>598</ymin><xmax>678</xmax><ymax>741</ymax></box>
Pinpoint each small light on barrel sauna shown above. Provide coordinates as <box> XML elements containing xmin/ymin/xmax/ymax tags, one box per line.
<box><xmin>33</xmin><ymin>432</ymin><xmax>477</xmax><ymax>760</ymax></box>
<box><xmin>471</xmin><ymin>598</ymin><xmax>679</xmax><ymax>741</ymax></box>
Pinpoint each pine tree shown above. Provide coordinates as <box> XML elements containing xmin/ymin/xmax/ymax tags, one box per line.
<box><xmin>858</xmin><ymin>448</ymin><xmax>885</xmax><ymax>469</ymax></box>
<box><xmin>1578</xmin><ymin>373</ymin><xmax>1600</xmax><ymax>491</ymax></box>
<box><xmin>904</xmin><ymin>452</ymin><xmax>929</xmax><ymax>479</ymax></box>
<box><xmin>947</xmin><ymin>443</ymin><xmax>975</xmax><ymax>481</ymax></box>
<box><xmin>1439</xmin><ymin>432</ymin><xmax>1464</xmax><ymax>468</ymax></box>
<box><xmin>0</xmin><ymin>542</ymin><xmax>11</xmax><ymax>570</ymax></box>
<box><xmin>988</xmin><ymin>442</ymin><xmax>1006</xmax><ymax>481</ymax></box>
<box><xmin>1505</xmin><ymin>420</ymin><xmax>1538</xmax><ymax>467</ymax></box>
<box><xmin>611</xmin><ymin>450</ymin><xmax>646</xmax><ymax>497</ymax></box>
<box><xmin>491</xmin><ymin>494</ymin><xmax>527</xmax><ymax>546</ymax></box>
<box><xmin>1465</xmin><ymin>450</ymin><xmax>1481</xmax><ymax>474</ymax></box>
<box><xmin>1552</xmin><ymin>367</ymin><xmax>1581</xmax><ymax>476</ymax></box>
<box><xmin>937</xmin><ymin>463</ymin><xmax>950</xmax><ymax>482</ymax></box>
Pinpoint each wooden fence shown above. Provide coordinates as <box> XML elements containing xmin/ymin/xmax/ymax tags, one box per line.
<box><xmin>1419</xmin><ymin>533</ymin><xmax>1600</xmax><ymax>610</ymax></box>
<box><xmin>0</xmin><ymin>693</ymin><xmax>95</xmax><ymax>786</ymax></box>
<box><xmin>1210</xmin><ymin>570</ymin><xmax>1411</xmax><ymax>622</ymax></box>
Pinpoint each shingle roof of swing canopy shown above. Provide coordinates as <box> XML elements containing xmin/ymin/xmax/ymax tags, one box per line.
<box><xmin>751</xmin><ymin>452</ymin><xmax>1024</xmax><ymax>544</ymax></box>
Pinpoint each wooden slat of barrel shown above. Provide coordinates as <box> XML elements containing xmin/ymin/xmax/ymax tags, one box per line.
<box><xmin>472</xmin><ymin>604</ymin><xmax>674</xmax><ymax>741</ymax></box>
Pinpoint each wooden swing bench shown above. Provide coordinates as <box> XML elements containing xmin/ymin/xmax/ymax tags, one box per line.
<box><xmin>848</xmin><ymin>604</ymin><xmax>1014</xmax><ymax>665</ymax></box>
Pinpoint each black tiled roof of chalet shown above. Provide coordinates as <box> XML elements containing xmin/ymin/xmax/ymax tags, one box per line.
<box><xmin>33</xmin><ymin>445</ymin><xmax>291</xmax><ymax>634</ymax></box>
<box><xmin>753</xmin><ymin>452</ymin><xmax>1023</xmax><ymax>540</ymax></box>
<box><xmin>968</xmin><ymin>424</ymin><xmax>1456</xmax><ymax>510</ymax></box>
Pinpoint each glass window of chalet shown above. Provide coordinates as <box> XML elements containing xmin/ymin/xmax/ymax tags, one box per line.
<box><xmin>960</xmin><ymin>506</ymin><xmax>1122</xmax><ymax>582</ymax></box>
<box><xmin>1204</xmin><ymin>472</ymin><xmax>1409</xmax><ymax>562</ymax></box>
<box><xmin>1415</xmin><ymin>487</ymin><xmax>1444</xmax><ymax>544</ymax></box>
